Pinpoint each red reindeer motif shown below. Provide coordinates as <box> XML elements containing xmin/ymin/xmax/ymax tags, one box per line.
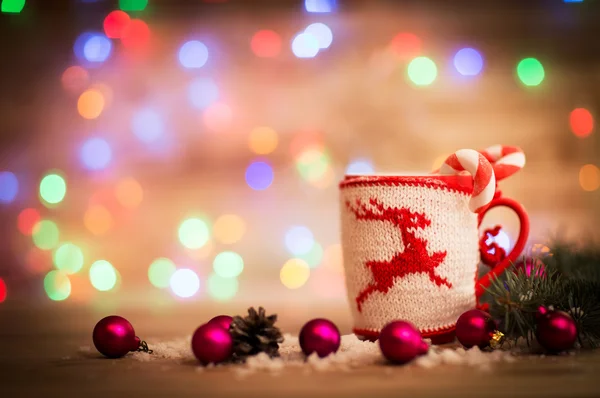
<box><xmin>346</xmin><ymin>198</ymin><xmax>452</xmax><ymax>312</ymax></box>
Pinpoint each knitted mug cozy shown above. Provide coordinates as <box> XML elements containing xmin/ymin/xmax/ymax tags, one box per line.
<box><xmin>339</xmin><ymin>147</ymin><xmax>529</xmax><ymax>342</ymax></box>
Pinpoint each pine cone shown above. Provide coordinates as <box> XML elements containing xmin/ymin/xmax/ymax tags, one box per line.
<box><xmin>230</xmin><ymin>307</ymin><xmax>284</xmax><ymax>361</ymax></box>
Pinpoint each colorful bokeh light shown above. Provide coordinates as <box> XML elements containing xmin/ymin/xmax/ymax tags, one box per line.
<box><xmin>213</xmin><ymin>251</ymin><xmax>244</xmax><ymax>278</ymax></box>
<box><xmin>115</xmin><ymin>177</ymin><xmax>143</xmax><ymax>208</ymax></box>
<box><xmin>81</xmin><ymin>137</ymin><xmax>112</xmax><ymax>171</ymax></box>
<box><xmin>245</xmin><ymin>161</ymin><xmax>274</xmax><ymax>190</ymax></box>
<box><xmin>178</xmin><ymin>218</ymin><xmax>210</xmax><ymax>249</ymax></box>
<box><xmin>207</xmin><ymin>274</ymin><xmax>238</xmax><ymax>301</ymax></box>
<box><xmin>77</xmin><ymin>89</ymin><xmax>105</xmax><ymax>119</ymax></box>
<box><xmin>44</xmin><ymin>270</ymin><xmax>71</xmax><ymax>301</ymax></box>
<box><xmin>131</xmin><ymin>108</ymin><xmax>164</xmax><ymax>142</ymax></box>
<box><xmin>280</xmin><ymin>258</ymin><xmax>311</xmax><ymax>289</ymax></box>
<box><xmin>39</xmin><ymin>173</ymin><xmax>66</xmax><ymax>205</ymax></box>
<box><xmin>304</xmin><ymin>0</ymin><xmax>336</xmax><ymax>13</ymax></box>
<box><xmin>304</xmin><ymin>23</ymin><xmax>333</xmax><ymax>49</ymax></box>
<box><xmin>292</xmin><ymin>32</ymin><xmax>320</xmax><ymax>58</ymax></box>
<box><xmin>61</xmin><ymin>66</ymin><xmax>89</xmax><ymax>94</ymax></box>
<box><xmin>285</xmin><ymin>225</ymin><xmax>315</xmax><ymax>256</ymax></box>
<box><xmin>390</xmin><ymin>32</ymin><xmax>421</xmax><ymax>59</ymax></box>
<box><xmin>407</xmin><ymin>56</ymin><xmax>437</xmax><ymax>86</ymax></box>
<box><xmin>296</xmin><ymin>147</ymin><xmax>330</xmax><ymax>182</ymax></box>
<box><xmin>170</xmin><ymin>268</ymin><xmax>200</xmax><ymax>298</ymax></box>
<box><xmin>179</xmin><ymin>40</ymin><xmax>209</xmax><ymax>69</ymax></box>
<box><xmin>188</xmin><ymin>77</ymin><xmax>219</xmax><ymax>110</ymax></box>
<box><xmin>213</xmin><ymin>214</ymin><xmax>246</xmax><ymax>244</ymax></box>
<box><xmin>248</xmin><ymin>126</ymin><xmax>278</xmax><ymax>155</ymax></box>
<box><xmin>119</xmin><ymin>0</ymin><xmax>147</xmax><ymax>11</ymax></box>
<box><xmin>89</xmin><ymin>260</ymin><xmax>118</xmax><ymax>291</ymax></box>
<box><xmin>17</xmin><ymin>208</ymin><xmax>41</xmax><ymax>235</ymax></box>
<box><xmin>53</xmin><ymin>243</ymin><xmax>84</xmax><ymax>275</ymax></box>
<box><xmin>298</xmin><ymin>241</ymin><xmax>323</xmax><ymax>268</ymax></box>
<box><xmin>1</xmin><ymin>0</ymin><xmax>25</xmax><ymax>13</ymax></box>
<box><xmin>345</xmin><ymin>159</ymin><xmax>374</xmax><ymax>175</ymax></box>
<box><xmin>103</xmin><ymin>10</ymin><xmax>130</xmax><ymax>39</ymax></box>
<box><xmin>453</xmin><ymin>47</ymin><xmax>484</xmax><ymax>76</ymax></box>
<box><xmin>569</xmin><ymin>108</ymin><xmax>594</xmax><ymax>138</ymax></box>
<box><xmin>83</xmin><ymin>33</ymin><xmax>112</xmax><ymax>63</ymax></box>
<box><xmin>84</xmin><ymin>205</ymin><xmax>113</xmax><ymax>236</ymax></box>
<box><xmin>148</xmin><ymin>258</ymin><xmax>176</xmax><ymax>289</ymax></box>
<box><xmin>0</xmin><ymin>171</ymin><xmax>18</xmax><ymax>204</ymax></box>
<box><xmin>0</xmin><ymin>278</ymin><xmax>6</xmax><ymax>303</ymax></box>
<box><xmin>121</xmin><ymin>19</ymin><xmax>150</xmax><ymax>49</ymax></box>
<box><xmin>251</xmin><ymin>30</ymin><xmax>282</xmax><ymax>58</ymax></box>
<box><xmin>579</xmin><ymin>164</ymin><xmax>600</xmax><ymax>192</ymax></box>
<box><xmin>517</xmin><ymin>58</ymin><xmax>545</xmax><ymax>86</ymax></box>
<box><xmin>32</xmin><ymin>220</ymin><xmax>60</xmax><ymax>250</ymax></box>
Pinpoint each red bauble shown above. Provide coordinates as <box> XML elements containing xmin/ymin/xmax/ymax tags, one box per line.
<box><xmin>536</xmin><ymin>309</ymin><xmax>577</xmax><ymax>352</ymax></box>
<box><xmin>514</xmin><ymin>257</ymin><xmax>546</xmax><ymax>278</ymax></box>
<box><xmin>191</xmin><ymin>323</ymin><xmax>233</xmax><ymax>365</ymax></box>
<box><xmin>93</xmin><ymin>315</ymin><xmax>137</xmax><ymax>358</ymax></box>
<box><xmin>208</xmin><ymin>315</ymin><xmax>233</xmax><ymax>331</ymax></box>
<box><xmin>379</xmin><ymin>321</ymin><xmax>427</xmax><ymax>364</ymax></box>
<box><xmin>299</xmin><ymin>318</ymin><xmax>341</xmax><ymax>358</ymax></box>
<box><xmin>455</xmin><ymin>309</ymin><xmax>497</xmax><ymax>349</ymax></box>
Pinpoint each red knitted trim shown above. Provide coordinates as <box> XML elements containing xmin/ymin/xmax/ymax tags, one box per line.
<box><xmin>354</xmin><ymin>323</ymin><xmax>456</xmax><ymax>344</ymax></box>
<box><xmin>340</xmin><ymin>175</ymin><xmax>473</xmax><ymax>196</ymax></box>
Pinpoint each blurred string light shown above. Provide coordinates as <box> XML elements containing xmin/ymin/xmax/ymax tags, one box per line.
<box><xmin>61</xmin><ymin>66</ymin><xmax>89</xmax><ymax>95</ymax></box>
<box><xmin>248</xmin><ymin>126</ymin><xmax>278</xmax><ymax>155</ymax></box>
<box><xmin>579</xmin><ymin>164</ymin><xmax>600</xmax><ymax>192</ymax></box>
<box><xmin>0</xmin><ymin>171</ymin><xmax>18</xmax><ymax>203</ymax></box>
<box><xmin>53</xmin><ymin>243</ymin><xmax>84</xmax><ymax>274</ymax></box>
<box><xmin>569</xmin><ymin>108</ymin><xmax>594</xmax><ymax>138</ymax></box>
<box><xmin>44</xmin><ymin>270</ymin><xmax>71</xmax><ymax>301</ymax></box>
<box><xmin>89</xmin><ymin>83</ymin><xmax>113</xmax><ymax>107</ymax></box>
<box><xmin>78</xmin><ymin>89</ymin><xmax>105</xmax><ymax>119</ymax></box>
<box><xmin>289</xmin><ymin>131</ymin><xmax>324</xmax><ymax>157</ymax></box>
<box><xmin>1</xmin><ymin>0</ymin><xmax>25</xmax><ymax>13</ymax></box>
<box><xmin>291</xmin><ymin>32</ymin><xmax>320</xmax><ymax>59</ymax></box>
<box><xmin>251</xmin><ymin>30</ymin><xmax>282</xmax><ymax>58</ymax></box>
<box><xmin>83</xmin><ymin>34</ymin><xmax>112</xmax><ymax>63</ymax></box>
<box><xmin>170</xmin><ymin>268</ymin><xmax>200</xmax><ymax>298</ymax></box>
<box><xmin>390</xmin><ymin>32</ymin><xmax>421</xmax><ymax>59</ymax></box>
<box><xmin>32</xmin><ymin>220</ymin><xmax>60</xmax><ymax>250</ymax></box>
<box><xmin>148</xmin><ymin>257</ymin><xmax>176</xmax><ymax>289</ymax></box>
<box><xmin>179</xmin><ymin>40</ymin><xmax>209</xmax><ymax>69</ymax></box>
<box><xmin>203</xmin><ymin>102</ymin><xmax>232</xmax><ymax>132</ymax></box>
<box><xmin>285</xmin><ymin>225</ymin><xmax>314</xmax><ymax>256</ymax></box>
<box><xmin>89</xmin><ymin>260</ymin><xmax>118</xmax><ymax>291</ymax></box>
<box><xmin>121</xmin><ymin>19</ymin><xmax>150</xmax><ymax>49</ymax></box>
<box><xmin>280</xmin><ymin>258</ymin><xmax>310</xmax><ymax>289</ymax></box>
<box><xmin>213</xmin><ymin>251</ymin><xmax>244</xmax><ymax>278</ymax></box>
<box><xmin>517</xmin><ymin>58</ymin><xmax>544</xmax><ymax>86</ymax></box>
<box><xmin>304</xmin><ymin>23</ymin><xmax>333</xmax><ymax>49</ymax></box>
<box><xmin>345</xmin><ymin>159</ymin><xmax>374</xmax><ymax>174</ymax></box>
<box><xmin>178</xmin><ymin>218</ymin><xmax>210</xmax><ymax>249</ymax></box>
<box><xmin>119</xmin><ymin>0</ymin><xmax>147</xmax><ymax>11</ymax></box>
<box><xmin>17</xmin><ymin>208</ymin><xmax>40</xmax><ymax>235</ymax></box>
<box><xmin>84</xmin><ymin>205</ymin><xmax>113</xmax><ymax>236</ymax></box>
<box><xmin>81</xmin><ymin>137</ymin><xmax>112</xmax><ymax>171</ymax></box>
<box><xmin>407</xmin><ymin>56</ymin><xmax>437</xmax><ymax>86</ymax></box>
<box><xmin>298</xmin><ymin>241</ymin><xmax>323</xmax><ymax>268</ymax></box>
<box><xmin>131</xmin><ymin>107</ymin><xmax>164</xmax><ymax>142</ymax></box>
<box><xmin>115</xmin><ymin>177</ymin><xmax>143</xmax><ymax>208</ymax></box>
<box><xmin>39</xmin><ymin>173</ymin><xmax>66</xmax><ymax>205</ymax></box>
<box><xmin>304</xmin><ymin>0</ymin><xmax>336</xmax><ymax>13</ymax></box>
<box><xmin>245</xmin><ymin>161</ymin><xmax>274</xmax><ymax>190</ymax></box>
<box><xmin>213</xmin><ymin>214</ymin><xmax>246</xmax><ymax>244</ymax></box>
<box><xmin>453</xmin><ymin>47</ymin><xmax>484</xmax><ymax>76</ymax></box>
<box><xmin>0</xmin><ymin>278</ymin><xmax>6</xmax><ymax>303</ymax></box>
<box><xmin>295</xmin><ymin>147</ymin><xmax>330</xmax><ymax>183</ymax></box>
<box><xmin>188</xmin><ymin>77</ymin><xmax>219</xmax><ymax>110</ymax></box>
<box><xmin>103</xmin><ymin>10</ymin><xmax>130</xmax><ymax>39</ymax></box>
<box><xmin>207</xmin><ymin>273</ymin><xmax>238</xmax><ymax>301</ymax></box>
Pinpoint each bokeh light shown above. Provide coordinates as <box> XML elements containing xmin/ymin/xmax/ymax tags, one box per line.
<box><xmin>178</xmin><ymin>218</ymin><xmax>210</xmax><ymax>249</ymax></box>
<box><xmin>304</xmin><ymin>23</ymin><xmax>333</xmax><ymax>49</ymax></box>
<box><xmin>407</xmin><ymin>56</ymin><xmax>437</xmax><ymax>86</ymax></box>
<box><xmin>296</xmin><ymin>147</ymin><xmax>330</xmax><ymax>182</ymax></box>
<box><xmin>291</xmin><ymin>32</ymin><xmax>319</xmax><ymax>58</ymax></box>
<box><xmin>148</xmin><ymin>258</ymin><xmax>176</xmax><ymax>289</ymax></box>
<box><xmin>248</xmin><ymin>126</ymin><xmax>278</xmax><ymax>155</ymax></box>
<box><xmin>285</xmin><ymin>225</ymin><xmax>315</xmax><ymax>255</ymax></box>
<box><xmin>17</xmin><ymin>208</ymin><xmax>40</xmax><ymax>235</ymax></box>
<box><xmin>569</xmin><ymin>108</ymin><xmax>594</xmax><ymax>138</ymax></box>
<box><xmin>89</xmin><ymin>260</ymin><xmax>117</xmax><ymax>291</ymax></box>
<box><xmin>251</xmin><ymin>30</ymin><xmax>282</xmax><ymax>58</ymax></box>
<box><xmin>84</xmin><ymin>205</ymin><xmax>113</xmax><ymax>236</ymax></box>
<box><xmin>203</xmin><ymin>102</ymin><xmax>232</xmax><ymax>132</ymax></box>
<box><xmin>1</xmin><ymin>0</ymin><xmax>25</xmax><ymax>13</ymax></box>
<box><xmin>32</xmin><ymin>220</ymin><xmax>60</xmax><ymax>250</ymax></box>
<box><xmin>103</xmin><ymin>10</ymin><xmax>130</xmax><ymax>39</ymax></box>
<box><xmin>119</xmin><ymin>0</ymin><xmax>147</xmax><ymax>11</ymax></box>
<box><xmin>44</xmin><ymin>270</ymin><xmax>71</xmax><ymax>301</ymax></box>
<box><xmin>170</xmin><ymin>268</ymin><xmax>200</xmax><ymax>298</ymax></box>
<box><xmin>0</xmin><ymin>171</ymin><xmax>18</xmax><ymax>203</ymax></box>
<box><xmin>131</xmin><ymin>107</ymin><xmax>164</xmax><ymax>142</ymax></box>
<box><xmin>579</xmin><ymin>164</ymin><xmax>600</xmax><ymax>192</ymax></box>
<box><xmin>280</xmin><ymin>258</ymin><xmax>311</xmax><ymax>289</ymax></box>
<box><xmin>453</xmin><ymin>47</ymin><xmax>484</xmax><ymax>76</ymax></box>
<box><xmin>188</xmin><ymin>77</ymin><xmax>219</xmax><ymax>110</ymax></box>
<box><xmin>179</xmin><ymin>40</ymin><xmax>209</xmax><ymax>69</ymax></box>
<box><xmin>83</xmin><ymin>33</ymin><xmax>112</xmax><ymax>63</ymax></box>
<box><xmin>207</xmin><ymin>274</ymin><xmax>238</xmax><ymax>301</ymax></box>
<box><xmin>390</xmin><ymin>32</ymin><xmax>421</xmax><ymax>59</ymax></box>
<box><xmin>213</xmin><ymin>214</ymin><xmax>246</xmax><ymax>244</ymax></box>
<box><xmin>346</xmin><ymin>159</ymin><xmax>374</xmax><ymax>174</ymax></box>
<box><xmin>245</xmin><ymin>161</ymin><xmax>274</xmax><ymax>190</ymax></box>
<box><xmin>39</xmin><ymin>173</ymin><xmax>66</xmax><ymax>205</ymax></box>
<box><xmin>289</xmin><ymin>131</ymin><xmax>324</xmax><ymax>157</ymax></box>
<box><xmin>0</xmin><ymin>278</ymin><xmax>6</xmax><ymax>303</ymax></box>
<box><xmin>81</xmin><ymin>137</ymin><xmax>112</xmax><ymax>171</ymax></box>
<box><xmin>115</xmin><ymin>177</ymin><xmax>143</xmax><ymax>208</ymax></box>
<box><xmin>298</xmin><ymin>241</ymin><xmax>323</xmax><ymax>268</ymax></box>
<box><xmin>61</xmin><ymin>66</ymin><xmax>89</xmax><ymax>94</ymax></box>
<box><xmin>305</xmin><ymin>0</ymin><xmax>336</xmax><ymax>13</ymax></box>
<box><xmin>77</xmin><ymin>89</ymin><xmax>105</xmax><ymax>119</ymax></box>
<box><xmin>517</xmin><ymin>58</ymin><xmax>545</xmax><ymax>86</ymax></box>
<box><xmin>53</xmin><ymin>243</ymin><xmax>84</xmax><ymax>275</ymax></box>
<box><xmin>213</xmin><ymin>251</ymin><xmax>244</xmax><ymax>278</ymax></box>
<box><xmin>121</xmin><ymin>19</ymin><xmax>150</xmax><ymax>49</ymax></box>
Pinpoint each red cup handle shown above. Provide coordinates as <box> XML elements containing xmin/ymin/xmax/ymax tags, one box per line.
<box><xmin>475</xmin><ymin>197</ymin><xmax>530</xmax><ymax>298</ymax></box>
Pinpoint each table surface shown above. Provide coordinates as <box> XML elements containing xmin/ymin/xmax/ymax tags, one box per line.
<box><xmin>2</xmin><ymin>303</ymin><xmax>600</xmax><ymax>398</ymax></box>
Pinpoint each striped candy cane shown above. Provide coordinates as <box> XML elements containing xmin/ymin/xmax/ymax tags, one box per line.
<box><xmin>440</xmin><ymin>149</ymin><xmax>496</xmax><ymax>213</ymax></box>
<box><xmin>479</xmin><ymin>145</ymin><xmax>525</xmax><ymax>181</ymax></box>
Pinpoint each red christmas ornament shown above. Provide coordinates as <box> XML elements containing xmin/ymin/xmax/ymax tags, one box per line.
<box><xmin>455</xmin><ymin>309</ymin><xmax>497</xmax><ymax>349</ymax></box>
<box><xmin>208</xmin><ymin>315</ymin><xmax>233</xmax><ymax>331</ymax></box>
<box><xmin>299</xmin><ymin>318</ymin><xmax>341</xmax><ymax>358</ymax></box>
<box><xmin>514</xmin><ymin>257</ymin><xmax>546</xmax><ymax>278</ymax></box>
<box><xmin>191</xmin><ymin>323</ymin><xmax>233</xmax><ymax>365</ymax></box>
<box><xmin>379</xmin><ymin>321</ymin><xmax>427</xmax><ymax>364</ymax></box>
<box><xmin>93</xmin><ymin>315</ymin><xmax>137</xmax><ymax>358</ymax></box>
<box><xmin>536</xmin><ymin>307</ymin><xmax>577</xmax><ymax>352</ymax></box>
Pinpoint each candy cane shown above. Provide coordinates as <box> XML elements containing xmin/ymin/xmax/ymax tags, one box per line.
<box><xmin>440</xmin><ymin>149</ymin><xmax>496</xmax><ymax>213</ymax></box>
<box><xmin>479</xmin><ymin>145</ymin><xmax>525</xmax><ymax>181</ymax></box>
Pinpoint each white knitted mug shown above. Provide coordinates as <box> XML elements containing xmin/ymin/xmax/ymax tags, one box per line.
<box><xmin>339</xmin><ymin>170</ymin><xmax>529</xmax><ymax>343</ymax></box>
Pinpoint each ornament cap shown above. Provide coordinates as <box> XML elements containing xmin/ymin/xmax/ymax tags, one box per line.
<box><xmin>489</xmin><ymin>330</ymin><xmax>505</xmax><ymax>349</ymax></box>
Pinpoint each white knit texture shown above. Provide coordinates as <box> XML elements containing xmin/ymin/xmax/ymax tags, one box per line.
<box><xmin>340</xmin><ymin>181</ymin><xmax>479</xmax><ymax>336</ymax></box>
